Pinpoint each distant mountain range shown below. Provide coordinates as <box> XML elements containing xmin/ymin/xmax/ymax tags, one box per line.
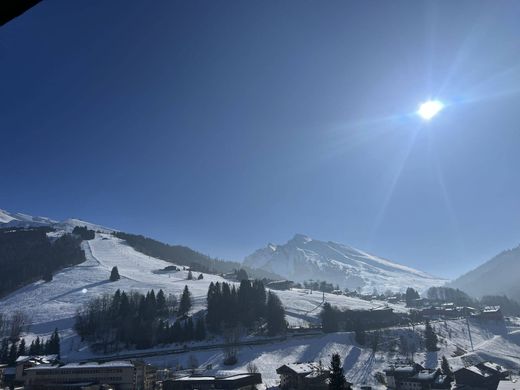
<box><xmin>243</xmin><ymin>234</ymin><xmax>447</xmax><ymax>293</ymax></box>
<box><xmin>449</xmin><ymin>245</ymin><xmax>520</xmax><ymax>302</ymax></box>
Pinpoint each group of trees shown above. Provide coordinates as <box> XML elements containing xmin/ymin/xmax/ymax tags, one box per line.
<box><xmin>301</xmin><ymin>280</ymin><xmax>339</xmax><ymax>293</ymax></box>
<box><xmin>72</xmin><ymin>226</ymin><xmax>95</xmax><ymax>240</ymax></box>
<box><xmin>75</xmin><ymin>287</ymin><xmax>194</xmax><ymax>351</ymax></box>
<box><xmin>0</xmin><ymin>227</ymin><xmax>86</xmax><ymax>296</ymax></box>
<box><xmin>0</xmin><ymin>328</ymin><xmax>60</xmax><ymax>365</ymax></box>
<box><xmin>206</xmin><ymin>280</ymin><xmax>286</xmax><ymax>335</ymax></box>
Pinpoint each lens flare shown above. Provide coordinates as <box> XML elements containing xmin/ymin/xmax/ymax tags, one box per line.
<box><xmin>417</xmin><ymin>100</ymin><xmax>444</xmax><ymax>120</ymax></box>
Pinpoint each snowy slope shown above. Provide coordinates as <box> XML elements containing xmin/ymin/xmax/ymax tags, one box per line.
<box><xmin>144</xmin><ymin>318</ymin><xmax>520</xmax><ymax>389</ymax></box>
<box><xmin>0</xmin><ymin>208</ymin><xmax>111</xmax><ymax>232</ymax></box>
<box><xmin>244</xmin><ymin>234</ymin><xmax>446</xmax><ymax>293</ymax></box>
<box><xmin>0</xmin><ymin>208</ymin><xmax>57</xmax><ymax>227</ymax></box>
<box><xmin>449</xmin><ymin>245</ymin><xmax>520</xmax><ymax>301</ymax></box>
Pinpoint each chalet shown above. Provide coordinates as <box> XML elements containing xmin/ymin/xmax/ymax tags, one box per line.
<box><xmin>163</xmin><ymin>373</ymin><xmax>262</xmax><ymax>390</ymax></box>
<box><xmin>384</xmin><ymin>363</ymin><xmax>451</xmax><ymax>390</ymax></box>
<box><xmin>266</xmin><ymin>280</ymin><xmax>294</xmax><ymax>291</ymax></box>
<box><xmin>454</xmin><ymin>362</ymin><xmax>509</xmax><ymax>390</ymax></box>
<box><xmin>277</xmin><ymin>362</ymin><xmax>335</xmax><ymax>390</ymax></box>
<box><xmin>476</xmin><ymin>307</ymin><xmax>504</xmax><ymax>322</ymax></box>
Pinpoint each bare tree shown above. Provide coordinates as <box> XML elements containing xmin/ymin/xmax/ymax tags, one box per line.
<box><xmin>9</xmin><ymin>311</ymin><xmax>29</xmax><ymax>341</ymax></box>
<box><xmin>223</xmin><ymin>327</ymin><xmax>241</xmax><ymax>365</ymax></box>
<box><xmin>247</xmin><ymin>361</ymin><xmax>259</xmax><ymax>374</ymax></box>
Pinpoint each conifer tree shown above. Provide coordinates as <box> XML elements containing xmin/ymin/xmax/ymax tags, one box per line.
<box><xmin>0</xmin><ymin>339</ymin><xmax>8</xmax><ymax>363</ymax></box>
<box><xmin>8</xmin><ymin>342</ymin><xmax>17</xmax><ymax>365</ymax></box>
<box><xmin>110</xmin><ymin>266</ymin><xmax>120</xmax><ymax>281</ymax></box>
<box><xmin>178</xmin><ymin>285</ymin><xmax>192</xmax><ymax>316</ymax></box>
<box><xmin>195</xmin><ymin>318</ymin><xmax>206</xmax><ymax>340</ymax></box>
<box><xmin>266</xmin><ymin>291</ymin><xmax>286</xmax><ymax>336</ymax></box>
<box><xmin>17</xmin><ymin>338</ymin><xmax>26</xmax><ymax>357</ymax></box>
<box><xmin>425</xmin><ymin>320</ymin><xmax>439</xmax><ymax>351</ymax></box>
<box><xmin>329</xmin><ymin>353</ymin><xmax>349</xmax><ymax>390</ymax></box>
<box><xmin>187</xmin><ymin>270</ymin><xmax>193</xmax><ymax>280</ymax></box>
<box><xmin>441</xmin><ymin>355</ymin><xmax>452</xmax><ymax>377</ymax></box>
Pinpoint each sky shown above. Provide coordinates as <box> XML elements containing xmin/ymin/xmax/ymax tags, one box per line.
<box><xmin>1</xmin><ymin>1</ymin><xmax>520</xmax><ymax>279</ymax></box>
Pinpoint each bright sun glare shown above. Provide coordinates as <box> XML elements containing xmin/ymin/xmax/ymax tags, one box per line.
<box><xmin>417</xmin><ymin>100</ymin><xmax>444</xmax><ymax>120</ymax></box>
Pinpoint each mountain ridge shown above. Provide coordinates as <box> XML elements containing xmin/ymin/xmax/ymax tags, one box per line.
<box><xmin>244</xmin><ymin>233</ymin><xmax>447</xmax><ymax>293</ymax></box>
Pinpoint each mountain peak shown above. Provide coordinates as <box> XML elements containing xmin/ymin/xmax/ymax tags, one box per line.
<box><xmin>244</xmin><ymin>234</ymin><xmax>446</xmax><ymax>293</ymax></box>
<box><xmin>289</xmin><ymin>233</ymin><xmax>312</xmax><ymax>244</ymax></box>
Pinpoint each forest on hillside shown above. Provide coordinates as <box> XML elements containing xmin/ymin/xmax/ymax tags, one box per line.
<box><xmin>0</xmin><ymin>227</ymin><xmax>86</xmax><ymax>297</ymax></box>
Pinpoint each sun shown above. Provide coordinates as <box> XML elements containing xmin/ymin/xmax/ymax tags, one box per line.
<box><xmin>417</xmin><ymin>100</ymin><xmax>444</xmax><ymax>120</ymax></box>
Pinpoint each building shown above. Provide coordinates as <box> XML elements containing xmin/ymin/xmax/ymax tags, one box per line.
<box><xmin>21</xmin><ymin>360</ymin><xmax>156</xmax><ymax>390</ymax></box>
<box><xmin>15</xmin><ymin>354</ymin><xmax>60</xmax><ymax>383</ymax></box>
<box><xmin>384</xmin><ymin>363</ymin><xmax>451</xmax><ymax>390</ymax></box>
<box><xmin>276</xmin><ymin>362</ymin><xmax>334</xmax><ymax>390</ymax></box>
<box><xmin>454</xmin><ymin>362</ymin><xmax>509</xmax><ymax>390</ymax></box>
<box><xmin>163</xmin><ymin>373</ymin><xmax>262</xmax><ymax>390</ymax></box>
<box><xmin>476</xmin><ymin>307</ymin><xmax>504</xmax><ymax>322</ymax></box>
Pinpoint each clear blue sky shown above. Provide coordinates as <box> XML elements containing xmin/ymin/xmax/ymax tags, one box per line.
<box><xmin>2</xmin><ymin>1</ymin><xmax>520</xmax><ymax>278</ymax></box>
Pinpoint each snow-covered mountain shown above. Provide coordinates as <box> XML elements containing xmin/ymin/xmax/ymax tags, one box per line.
<box><xmin>449</xmin><ymin>245</ymin><xmax>520</xmax><ymax>301</ymax></box>
<box><xmin>0</xmin><ymin>208</ymin><xmax>112</xmax><ymax>232</ymax></box>
<box><xmin>244</xmin><ymin>234</ymin><xmax>446</xmax><ymax>293</ymax></box>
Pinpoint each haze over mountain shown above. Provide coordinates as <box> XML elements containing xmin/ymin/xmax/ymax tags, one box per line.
<box><xmin>244</xmin><ymin>233</ymin><xmax>447</xmax><ymax>293</ymax></box>
<box><xmin>450</xmin><ymin>245</ymin><xmax>520</xmax><ymax>302</ymax></box>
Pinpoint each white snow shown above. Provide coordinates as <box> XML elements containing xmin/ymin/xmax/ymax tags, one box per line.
<box><xmin>244</xmin><ymin>234</ymin><xmax>447</xmax><ymax>293</ymax></box>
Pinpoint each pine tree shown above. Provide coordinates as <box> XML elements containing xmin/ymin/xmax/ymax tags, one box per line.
<box><xmin>329</xmin><ymin>353</ymin><xmax>349</xmax><ymax>390</ymax></box>
<box><xmin>48</xmin><ymin>328</ymin><xmax>60</xmax><ymax>356</ymax></box>
<box><xmin>425</xmin><ymin>320</ymin><xmax>439</xmax><ymax>351</ymax></box>
<box><xmin>178</xmin><ymin>285</ymin><xmax>192</xmax><ymax>317</ymax></box>
<box><xmin>405</xmin><ymin>287</ymin><xmax>420</xmax><ymax>307</ymax></box>
<box><xmin>441</xmin><ymin>355</ymin><xmax>452</xmax><ymax>377</ymax></box>
<box><xmin>321</xmin><ymin>303</ymin><xmax>339</xmax><ymax>333</ymax></box>
<box><xmin>157</xmin><ymin>289</ymin><xmax>167</xmax><ymax>316</ymax></box>
<box><xmin>198</xmin><ymin>273</ymin><xmax>204</xmax><ymax>280</ymax></box>
<box><xmin>17</xmin><ymin>338</ymin><xmax>26</xmax><ymax>357</ymax></box>
<box><xmin>195</xmin><ymin>318</ymin><xmax>206</xmax><ymax>340</ymax></box>
<box><xmin>266</xmin><ymin>291</ymin><xmax>286</xmax><ymax>336</ymax></box>
<box><xmin>8</xmin><ymin>342</ymin><xmax>18</xmax><ymax>365</ymax></box>
<box><xmin>0</xmin><ymin>339</ymin><xmax>8</xmax><ymax>363</ymax></box>
<box><xmin>109</xmin><ymin>266</ymin><xmax>120</xmax><ymax>281</ymax></box>
<box><xmin>187</xmin><ymin>270</ymin><xmax>193</xmax><ymax>280</ymax></box>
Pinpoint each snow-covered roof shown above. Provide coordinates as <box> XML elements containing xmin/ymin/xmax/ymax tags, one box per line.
<box><xmin>26</xmin><ymin>360</ymin><xmax>133</xmax><ymax>371</ymax></box>
<box><xmin>279</xmin><ymin>362</ymin><xmax>325</xmax><ymax>375</ymax></box>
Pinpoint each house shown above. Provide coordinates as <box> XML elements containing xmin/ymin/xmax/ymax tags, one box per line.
<box><xmin>163</xmin><ymin>373</ymin><xmax>262</xmax><ymax>390</ymax></box>
<box><xmin>277</xmin><ymin>362</ymin><xmax>336</xmax><ymax>390</ymax></box>
<box><xmin>454</xmin><ymin>362</ymin><xmax>509</xmax><ymax>390</ymax></box>
<box><xmin>477</xmin><ymin>307</ymin><xmax>504</xmax><ymax>322</ymax></box>
<box><xmin>266</xmin><ymin>280</ymin><xmax>294</xmax><ymax>291</ymax></box>
<box><xmin>384</xmin><ymin>363</ymin><xmax>451</xmax><ymax>390</ymax></box>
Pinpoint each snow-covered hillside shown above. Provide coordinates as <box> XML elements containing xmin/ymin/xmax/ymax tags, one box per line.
<box><xmin>145</xmin><ymin>318</ymin><xmax>520</xmax><ymax>389</ymax></box>
<box><xmin>0</xmin><ymin>208</ymin><xmax>57</xmax><ymax>227</ymax></box>
<box><xmin>244</xmin><ymin>234</ymin><xmax>446</xmax><ymax>293</ymax></box>
<box><xmin>449</xmin><ymin>245</ymin><xmax>520</xmax><ymax>301</ymax></box>
<box><xmin>0</xmin><ymin>233</ymin><xmax>409</xmax><ymax>356</ymax></box>
<box><xmin>0</xmin><ymin>208</ymin><xmax>111</xmax><ymax>232</ymax></box>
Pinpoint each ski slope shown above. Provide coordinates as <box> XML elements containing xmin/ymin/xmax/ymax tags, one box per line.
<box><xmin>0</xmin><ymin>233</ymin><xmax>407</xmax><ymax>349</ymax></box>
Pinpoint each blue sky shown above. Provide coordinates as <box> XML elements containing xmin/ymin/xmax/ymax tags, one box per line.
<box><xmin>1</xmin><ymin>1</ymin><xmax>520</xmax><ymax>278</ymax></box>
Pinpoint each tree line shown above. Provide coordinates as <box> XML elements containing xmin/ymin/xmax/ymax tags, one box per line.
<box><xmin>0</xmin><ymin>227</ymin><xmax>86</xmax><ymax>296</ymax></box>
<box><xmin>206</xmin><ymin>280</ymin><xmax>286</xmax><ymax>336</ymax></box>
<box><xmin>74</xmin><ymin>288</ymin><xmax>191</xmax><ymax>351</ymax></box>
<box><xmin>0</xmin><ymin>328</ymin><xmax>60</xmax><ymax>365</ymax></box>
